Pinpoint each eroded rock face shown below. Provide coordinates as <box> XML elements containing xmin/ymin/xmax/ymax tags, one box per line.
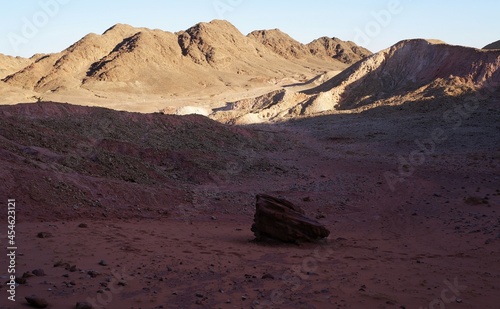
<box><xmin>251</xmin><ymin>194</ymin><xmax>330</xmax><ymax>243</ymax></box>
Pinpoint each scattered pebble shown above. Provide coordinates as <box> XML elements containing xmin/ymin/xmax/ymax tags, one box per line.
<box><xmin>78</xmin><ymin>223</ymin><xmax>88</xmax><ymax>228</ymax></box>
<box><xmin>32</xmin><ymin>269</ymin><xmax>46</xmax><ymax>277</ymax></box>
<box><xmin>262</xmin><ymin>273</ymin><xmax>274</xmax><ymax>280</ymax></box>
<box><xmin>75</xmin><ymin>302</ymin><xmax>93</xmax><ymax>309</ymax></box>
<box><xmin>98</xmin><ymin>260</ymin><xmax>108</xmax><ymax>266</ymax></box>
<box><xmin>25</xmin><ymin>296</ymin><xmax>49</xmax><ymax>308</ymax></box>
<box><xmin>37</xmin><ymin>232</ymin><xmax>53</xmax><ymax>239</ymax></box>
<box><xmin>23</xmin><ymin>271</ymin><xmax>34</xmax><ymax>278</ymax></box>
<box><xmin>195</xmin><ymin>292</ymin><xmax>204</xmax><ymax>298</ymax></box>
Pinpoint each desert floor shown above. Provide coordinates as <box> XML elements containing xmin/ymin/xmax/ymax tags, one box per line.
<box><xmin>1</xmin><ymin>101</ymin><xmax>499</xmax><ymax>309</ymax></box>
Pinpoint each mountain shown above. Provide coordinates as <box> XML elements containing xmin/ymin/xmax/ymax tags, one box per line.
<box><xmin>211</xmin><ymin>39</ymin><xmax>500</xmax><ymax>123</ymax></box>
<box><xmin>2</xmin><ymin>24</ymin><xmax>143</xmax><ymax>92</ymax></box>
<box><xmin>1</xmin><ymin>20</ymin><xmax>369</xmax><ymax>108</ymax></box>
<box><xmin>306</xmin><ymin>37</ymin><xmax>372</xmax><ymax>64</ymax></box>
<box><xmin>483</xmin><ymin>40</ymin><xmax>500</xmax><ymax>50</ymax></box>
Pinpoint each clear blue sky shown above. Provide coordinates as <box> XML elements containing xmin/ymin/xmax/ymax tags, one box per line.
<box><xmin>1</xmin><ymin>0</ymin><xmax>499</xmax><ymax>58</ymax></box>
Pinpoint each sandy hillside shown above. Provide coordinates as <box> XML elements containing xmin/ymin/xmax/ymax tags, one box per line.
<box><xmin>0</xmin><ymin>54</ymin><xmax>32</xmax><ymax>80</ymax></box>
<box><xmin>211</xmin><ymin>39</ymin><xmax>500</xmax><ymax>124</ymax></box>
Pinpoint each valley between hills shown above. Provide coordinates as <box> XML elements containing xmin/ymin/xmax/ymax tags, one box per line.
<box><xmin>0</xmin><ymin>20</ymin><xmax>499</xmax><ymax>309</ymax></box>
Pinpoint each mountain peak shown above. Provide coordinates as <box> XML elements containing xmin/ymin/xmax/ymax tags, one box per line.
<box><xmin>102</xmin><ymin>23</ymin><xmax>140</xmax><ymax>38</ymax></box>
<box><xmin>307</xmin><ymin>36</ymin><xmax>371</xmax><ymax>64</ymax></box>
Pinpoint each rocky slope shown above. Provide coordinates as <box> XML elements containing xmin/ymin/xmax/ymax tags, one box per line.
<box><xmin>212</xmin><ymin>39</ymin><xmax>500</xmax><ymax>123</ymax></box>
<box><xmin>0</xmin><ymin>102</ymin><xmax>283</xmax><ymax>220</ymax></box>
<box><xmin>247</xmin><ymin>29</ymin><xmax>311</xmax><ymax>59</ymax></box>
<box><xmin>306</xmin><ymin>36</ymin><xmax>372</xmax><ymax>64</ymax></box>
<box><xmin>0</xmin><ymin>53</ymin><xmax>35</xmax><ymax>79</ymax></box>
<box><xmin>248</xmin><ymin>29</ymin><xmax>371</xmax><ymax>64</ymax></box>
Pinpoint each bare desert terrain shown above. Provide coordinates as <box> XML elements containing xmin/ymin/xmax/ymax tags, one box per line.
<box><xmin>0</xmin><ymin>21</ymin><xmax>499</xmax><ymax>309</ymax></box>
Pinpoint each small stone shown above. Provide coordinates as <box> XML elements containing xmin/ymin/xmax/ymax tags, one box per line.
<box><xmin>261</xmin><ymin>273</ymin><xmax>274</xmax><ymax>280</ymax></box>
<box><xmin>98</xmin><ymin>260</ymin><xmax>108</xmax><ymax>266</ymax></box>
<box><xmin>456</xmin><ymin>298</ymin><xmax>463</xmax><ymax>303</ymax></box>
<box><xmin>15</xmin><ymin>277</ymin><xmax>27</xmax><ymax>284</ymax></box>
<box><xmin>242</xmin><ymin>295</ymin><xmax>248</xmax><ymax>300</ymax></box>
<box><xmin>37</xmin><ymin>232</ymin><xmax>53</xmax><ymax>239</ymax></box>
<box><xmin>87</xmin><ymin>270</ymin><xmax>99</xmax><ymax>278</ymax></box>
<box><xmin>118</xmin><ymin>281</ymin><xmax>127</xmax><ymax>286</ymax></box>
<box><xmin>78</xmin><ymin>223</ymin><xmax>88</xmax><ymax>228</ymax></box>
<box><xmin>226</xmin><ymin>299</ymin><xmax>231</xmax><ymax>303</ymax></box>
<box><xmin>195</xmin><ymin>292</ymin><xmax>204</xmax><ymax>298</ymax></box>
<box><xmin>315</xmin><ymin>213</ymin><xmax>326</xmax><ymax>219</ymax></box>
<box><xmin>23</xmin><ymin>271</ymin><xmax>34</xmax><ymax>278</ymax></box>
<box><xmin>25</xmin><ymin>296</ymin><xmax>49</xmax><ymax>308</ymax></box>
<box><xmin>75</xmin><ymin>302</ymin><xmax>93</xmax><ymax>309</ymax></box>
<box><xmin>53</xmin><ymin>261</ymin><xmax>65</xmax><ymax>268</ymax></box>
<box><xmin>32</xmin><ymin>269</ymin><xmax>46</xmax><ymax>277</ymax></box>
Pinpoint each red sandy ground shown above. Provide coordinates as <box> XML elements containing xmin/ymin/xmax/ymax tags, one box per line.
<box><xmin>1</xmin><ymin>102</ymin><xmax>499</xmax><ymax>309</ymax></box>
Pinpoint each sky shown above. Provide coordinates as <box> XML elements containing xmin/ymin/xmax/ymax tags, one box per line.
<box><xmin>1</xmin><ymin>0</ymin><xmax>499</xmax><ymax>58</ymax></box>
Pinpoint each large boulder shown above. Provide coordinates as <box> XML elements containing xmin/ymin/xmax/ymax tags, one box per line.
<box><xmin>251</xmin><ymin>194</ymin><xmax>330</xmax><ymax>243</ymax></box>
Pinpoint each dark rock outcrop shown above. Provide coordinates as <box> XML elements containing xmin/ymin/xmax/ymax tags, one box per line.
<box><xmin>251</xmin><ymin>194</ymin><xmax>330</xmax><ymax>243</ymax></box>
